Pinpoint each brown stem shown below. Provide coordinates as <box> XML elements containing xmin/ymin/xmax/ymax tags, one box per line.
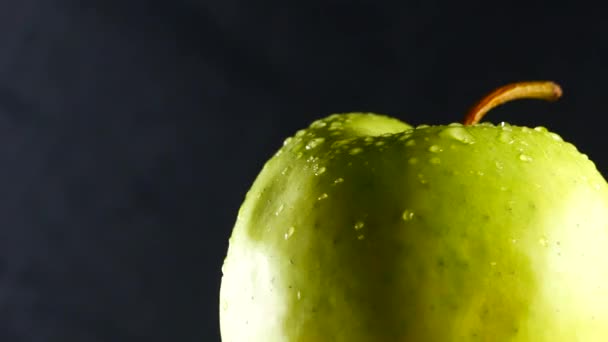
<box><xmin>463</xmin><ymin>81</ymin><xmax>563</xmax><ymax>125</ymax></box>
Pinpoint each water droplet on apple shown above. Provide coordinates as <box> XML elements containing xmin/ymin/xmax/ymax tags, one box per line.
<box><xmin>357</xmin><ymin>234</ymin><xmax>365</xmax><ymax>240</ymax></box>
<box><xmin>438</xmin><ymin>127</ymin><xmax>475</xmax><ymax>144</ymax></box>
<box><xmin>490</xmin><ymin>261</ymin><xmax>497</xmax><ymax>267</ymax></box>
<box><xmin>375</xmin><ymin>141</ymin><xmax>385</xmax><ymax>147</ymax></box>
<box><xmin>317</xmin><ymin>193</ymin><xmax>328</xmax><ymax>200</ymax></box>
<box><xmin>314</xmin><ymin>166</ymin><xmax>327</xmax><ymax>176</ymax></box>
<box><xmin>429</xmin><ymin>145</ymin><xmax>443</xmax><ymax>153</ymax></box>
<box><xmin>429</xmin><ymin>157</ymin><xmax>441</xmax><ymax>164</ymax></box>
<box><xmin>416</xmin><ymin>124</ymin><xmax>430</xmax><ymax>129</ymax></box>
<box><xmin>449</xmin><ymin>122</ymin><xmax>463</xmax><ymax>127</ymax></box>
<box><xmin>549</xmin><ymin>132</ymin><xmax>563</xmax><ymax>141</ymax></box>
<box><xmin>281</xmin><ymin>167</ymin><xmax>290</xmax><ymax>175</ymax></box>
<box><xmin>405</xmin><ymin>139</ymin><xmax>416</xmax><ymax>147</ymax></box>
<box><xmin>333</xmin><ymin>177</ymin><xmax>344</xmax><ymax>184</ymax></box>
<box><xmin>284</xmin><ymin>226</ymin><xmax>295</xmax><ymax>240</ymax></box>
<box><xmin>408</xmin><ymin>157</ymin><xmax>418</xmax><ymax>165</ymax></box>
<box><xmin>519</xmin><ymin>154</ymin><xmax>533</xmax><ymax>162</ymax></box>
<box><xmin>354</xmin><ymin>221</ymin><xmax>365</xmax><ymax>230</ymax></box>
<box><xmin>311</xmin><ymin>155</ymin><xmax>322</xmax><ymax>163</ymax></box>
<box><xmin>297</xmin><ymin>291</ymin><xmax>302</xmax><ymax>300</ymax></box>
<box><xmin>402</xmin><ymin>210</ymin><xmax>415</xmax><ymax>221</ymax></box>
<box><xmin>310</xmin><ymin>120</ymin><xmax>327</xmax><ymax>129</ymax></box>
<box><xmin>398</xmin><ymin>132</ymin><xmax>413</xmax><ymax>141</ymax></box>
<box><xmin>534</xmin><ymin>126</ymin><xmax>548</xmax><ymax>133</ymax></box>
<box><xmin>495</xmin><ymin>161</ymin><xmax>504</xmax><ymax>170</ymax></box>
<box><xmin>539</xmin><ymin>236</ymin><xmax>548</xmax><ymax>247</ymax></box>
<box><xmin>417</xmin><ymin>174</ymin><xmax>428</xmax><ymax>184</ymax></box>
<box><xmin>275</xmin><ymin>204</ymin><xmax>284</xmax><ymax>216</ymax></box>
<box><xmin>350</xmin><ymin>147</ymin><xmax>363</xmax><ymax>155</ymax></box>
<box><xmin>295</xmin><ymin>129</ymin><xmax>306</xmax><ymax>137</ymax></box>
<box><xmin>305</xmin><ymin>137</ymin><xmax>325</xmax><ymax>150</ymax></box>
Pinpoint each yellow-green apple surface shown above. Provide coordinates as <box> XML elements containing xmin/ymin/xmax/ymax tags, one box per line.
<box><xmin>219</xmin><ymin>82</ymin><xmax>608</xmax><ymax>341</ymax></box>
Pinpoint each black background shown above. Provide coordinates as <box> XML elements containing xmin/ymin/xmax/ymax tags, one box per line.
<box><xmin>0</xmin><ymin>1</ymin><xmax>605</xmax><ymax>341</ymax></box>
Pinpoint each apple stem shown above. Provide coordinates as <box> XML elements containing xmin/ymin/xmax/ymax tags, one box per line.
<box><xmin>463</xmin><ymin>81</ymin><xmax>563</xmax><ymax>125</ymax></box>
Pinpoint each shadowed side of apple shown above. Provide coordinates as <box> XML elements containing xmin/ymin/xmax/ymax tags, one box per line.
<box><xmin>219</xmin><ymin>82</ymin><xmax>608</xmax><ymax>341</ymax></box>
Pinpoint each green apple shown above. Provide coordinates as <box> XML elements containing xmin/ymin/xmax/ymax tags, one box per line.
<box><xmin>219</xmin><ymin>82</ymin><xmax>608</xmax><ymax>341</ymax></box>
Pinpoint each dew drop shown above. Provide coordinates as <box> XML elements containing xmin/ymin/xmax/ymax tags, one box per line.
<box><xmin>495</xmin><ymin>161</ymin><xmax>504</xmax><ymax>170</ymax></box>
<box><xmin>534</xmin><ymin>126</ymin><xmax>548</xmax><ymax>133</ymax></box>
<box><xmin>354</xmin><ymin>221</ymin><xmax>365</xmax><ymax>230</ymax></box>
<box><xmin>438</xmin><ymin>127</ymin><xmax>475</xmax><ymax>144</ymax></box>
<box><xmin>314</xmin><ymin>166</ymin><xmax>327</xmax><ymax>176</ymax></box>
<box><xmin>310</xmin><ymin>120</ymin><xmax>327</xmax><ymax>129</ymax></box>
<box><xmin>408</xmin><ymin>157</ymin><xmax>418</xmax><ymax>165</ymax></box>
<box><xmin>357</xmin><ymin>234</ymin><xmax>365</xmax><ymax>240</ymax></box>
<box><xmin>297</xmin><ymin>291</ymin><xmax>302</xmax><ymax>300</ymax></box>
<box><xmin>281</xmin><ymin>167</ymin><xmax>290</xmax><ymax>175</ymax></box>
<box><xmin>539</xmin><ymin>237</ymin><xmax>548</xmax><ymax>247</ymax></box>
<box><xmin>490</xmin><ymin>261</ymin><xmax>497</xmax><ymax>267</ymax></box>
<box><xmin>398</xmin><ymin>132</ymin><xmax>413</xmax><ymax>141</ymax></box>
<box><xmin>333</xmin><ymin>177</ymin><xmax>344</xmax><ymax>184</ymax></box>
<box><xmin>416</xmin><ymin>124</ymin><xmax>430</xmax><ymax>129</ymax></box>
<box><xmin>402</xmin><ymin>210</ymin><xmax>415</xmax><ymax>221</ymax></box>
<box><xmin>375</xmin><ymin>141</ymin><xmax>385</xmax><ymax>147</ymax></box>
<box><xmin>283</xmin><ymin>137</ymin><xmax>293</xmax><ymax>146</ymax></box>
<box><xmin>295</xmin><ymin>130</ymin><xmax>306</xmax><ymax>137</ymax></box>
<box><xmin>429</xmin><ymin>157</ymin><xmax>441</xmax><ymax>164</ymax></box>
<box><xmin>549</xmin><ymin>132</ymin><xmax>563</xmax><ymax>141</ymax></box>
<box><xmin>405</xmin><ymin>139</ymin><xmax>416</xmax><ymax>147</ymax></box>
<box><xmin>429</xmin><ymin>145</ymin><xmax>443</xmax><ymax>153</ymax></box>
<box><xmin>417</xmin><ymin>173</ymin><xmax>428</xmax><ymax>184</ymax></box>
<box><xmin>317</xmin><ymin>193</ymin><xmax>328</xmax><ymax>201</ymax></box>
<box><xmin>284</xmin><ymin>226</ymin><xmax>295</xmax><ymax>240</ymax></box>
<box><xmin>350</xmin><ymin>147</ymin><xmax>363</xmax><ymax>155</ymax></box>
<box><xmin>306</xmin><ymin>137</ymin><xmax>325</xmax><ymax>150</ymax></box>
<box><xmin>519</xmin><ymin>154</ymin><xmax>533</xmax><ymax>162</ymax></box>
<box><xmin>307</xmin><ymin>156</ymin><xmax>319</xmax><ymax>164</ymax></box>
<box><xmin>275</xmin><ymin>204</ymin><xmax>284</xmax><ymax>216</ymax></box>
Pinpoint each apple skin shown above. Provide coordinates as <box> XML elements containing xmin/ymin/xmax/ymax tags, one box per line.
<box><xmin>220</xmin><ymin>113</ymin><xmax>608</xmax><ymax>341</ymax></box>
